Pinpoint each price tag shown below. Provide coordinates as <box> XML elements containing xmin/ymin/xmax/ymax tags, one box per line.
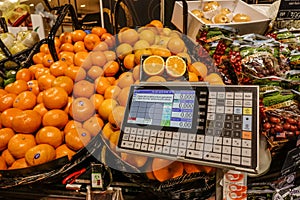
<box><xmin>276</xmin><ymin>0</ymin><xmax>300</xmax><ymax>20</ymax></box>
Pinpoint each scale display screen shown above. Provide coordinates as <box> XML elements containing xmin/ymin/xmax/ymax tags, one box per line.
<box><xmin>126</xmin><ymin>89</ymin><xmax>196</xmax><ymax>129</ymax></box>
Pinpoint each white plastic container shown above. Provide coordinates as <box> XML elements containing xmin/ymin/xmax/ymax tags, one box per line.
<box><xmin>171</xmin><ymin>0</ymin><xmax>271</xmax><ymax>41</ymax></box>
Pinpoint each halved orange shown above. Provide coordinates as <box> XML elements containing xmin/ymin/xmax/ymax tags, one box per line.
<box><xmin>165</xmin><ymin>56</ymin><xmax>187</xmax><ymax>78</ymax></box>
<box><xmin>142</xmin><ymin>55</ymin><xmax>165</xmax><ymax>76</ymax></box>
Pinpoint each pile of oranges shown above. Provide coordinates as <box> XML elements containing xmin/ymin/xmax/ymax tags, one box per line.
<box><xmin>0</xmin><ymin>20</ymin><xmax>218</xmax><ymax>182</ymax></box>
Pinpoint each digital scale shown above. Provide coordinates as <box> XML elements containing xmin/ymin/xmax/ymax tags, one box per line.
<box><xmin>117</xmin><ymin>82</ymin><xmax>261</xmax><ymax>174</ymax></box>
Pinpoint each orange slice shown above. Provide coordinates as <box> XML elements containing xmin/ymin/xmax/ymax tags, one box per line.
<box><xmin>142</xmin><ymin>55</ymin><xmax>165</xmax><ymax>76</ymax></box>
<box><xmin>165</xmin><ymin>56</ymin><xmax>187</xmax><ymax>78</ymax></box>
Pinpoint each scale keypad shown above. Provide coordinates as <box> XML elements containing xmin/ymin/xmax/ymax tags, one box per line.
<box><xmin>118</xmin><ymin>85</ymin><xmax>259</xmax><ymax>173</ymax></box>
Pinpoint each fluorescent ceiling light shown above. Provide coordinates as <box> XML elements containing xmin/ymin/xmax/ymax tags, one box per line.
<box><xmin>29</xmin><ymin>3</ymin><xmax>34</xmax><ymax>6</ymax></box>
<box><xmin>80</xmin><ymin>4</ymin><xmax>86</xmax><ymax>8</ymax></box>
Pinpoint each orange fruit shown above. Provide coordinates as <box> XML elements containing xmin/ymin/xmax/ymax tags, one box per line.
<box><xmin>123</xmin><ymin>54</ymin><xmax>135</xmax><ymax>70</ymax></box>
<box><xmin>32</xmin><ymin>52</ymin><xmax>46</xmax><ymax>64</ymax></box>
<box><xmin>42</xmin><ymin>109</ymin><xmax>69</xmax><ymax>129</ymax></box>
<box><xmin>82</xmin><ymin>116</ymin><xmax>104</xmax><ymax>136</ymax></box>
<box><xmin>189</xmin><ymin>62</ymin><xmax>208</xmax><ymax>78</ymax></box>
<box><xmin>0</xmin><ymin>128</ymin><xmax>15</xmax><ymax>151</ymax></box>
<box><xmin>177</xmin><ymin>52</ymin><xmax>192</xmax><ymax>65</ymax></box>
<box><xmin>98</xmin><ymin>98</ymin><xmax>118</xmax><ymax>121</ymax></box>
<box><xmin>55</xmin><ymin>144</ymin><xmax>76</xmax><ymax>160</ymax></box>
<box><xmin>59</xmin><ymin>51</ymin><xmax>75</xmax><ymax>66</ymax></box>
<box><xmin>121</xmin><ymin>153</ymin><xmax>148</xmax><ymax>168</ymax></box>
<box><xmin>142</xmin><ymin>55</ymin><xmax>165</xmax><ymax>76</ymax></box>
<box><xmin>33</xmin><ymin>103</ymin><xmax>48</xmax><ymax>117</ymax></box>
<box><xmin>132</xmin><ymin>65</ymin><xmax>140</xmax><ymax>81</ymax></box>
<box><xmin>1</xmin><ymin>149</ymin><xmax>15</xmax><ymax>166</ymax></box>
<box><xmin>108</xmin><ymin>106</ymin><xmax>125</xmax><ymax>129</ymax></box>
<box><xmin>73</xmin><ymin>80</ymin><xmax>95</xmax><ymax>98</ymax></box>
<box><xmin>204</xmin><ymin>73</ymin><xmax>224</xmax><ymax>85</ymax></box>
<box><xmin>95</xmin><ymin>76</ymin><xmax>111</xmax><ymax>95</ymax></box>
<box><xmin>73</xmin><ymin>41</ymin><xmax>87</xmax><ymax>53</ymax></box>
<box><xmin>91</xmin><ymin>27</ymin><xmax>107</xmax><ymax>37</ymax></box>
<box><xmin>40</xmin><ymin>44</ymin><xmax>50</xmax><ymax>54</ymax></box>
<box><xmin>93</xmin><ymin>41</ymin><xmax>109</xmax><ymax>52</ymax></box>
<box><xmin>167</xmin><ymin>37</ymin><xmax>185</xmax><ymax>54</ymax></box>
<box><xmin>13</xmin><ymin>91</ymin><xmax>37</xmax><ymax>110</ymax></box>
<box><xmin>188</xmin><ymin>72</ymin><xmax>199</xmax><ymax>82</ymax></box>
<box><xmin>5</xmin><ymin>79</ymin><xmax>28</xmax><ymax>95</ymax></box>
<box><xmin>0</xmin><ymin>108</ymin><xmax>22</xmax><ymax>128</ymax></box>
<box><xmin>42</xmin><ymin>54</ymin><xmax>54</xmax><ymax>68</ymax></box>
<box><xmin>43</xmin><ymin>87</ymin><xmax>68</xmax><ymax>109</ymax></box>
<box><xmin>0</xmin><ymin>89</ymin><xmax>8</xmax><ymax>97</ymax></box>
<box><xmin>16</xmin><ymin>68</ymin><xmax>34</xmax><ymax>82</ymax></box>
<box><xmin>59</xmin><ymin>32</ymin><xmax>72</xmax><ymax>44</ymax></box>
<box><xmin>107</xmin><ymin>77</ymin><xmax>116</xmax><ymax>85</ymax></box>
<box><xmin>63</xmin><ymin>96</ymin><xmax>73</xmax><ymax>114</ymax></box>
<box><xmin>103</xmin><ymin>61</ymin><xmax>119</xmax><ymax>77</ymax></box>
<box><xmin>109</xmin><ymin>130</ymin><xmax>120</xmax><ymax>150</ymax></box>
<box><xmin>37</xmin><ymin>91</ymin><xmax>44</xmax><ymax>104</ymax></box>
<box><xmin>60</xmin><ymin>42</ymin><xmax>74</xmax><ymax>52</ymax></box>
<box><xmin>49</xmin><ymin>60</ymin><xmax>69</xmax><ymax>77</ymax></box>
<box><xmin>146</xmin><ymin>75</ymin><xmax>166</xmax><ymax>82</ymax></box>
<box><xmin>9</xmin><ymin>158</ymin><xmax>28</xmax><ymax>169</ymax></box>
<box><xmin>102</xmin><ymin>122</ymin><xmax>115</xmax><ymax>140</ymax></box>
<box><xmin>165</xmin><ymin>56</ymin><xmax>187</xmax><ymax>78</ymax></box>
<box><xmin>149</xmin><ymin>20</ymin><xmax>163</xmax><ymax>29</ymax></box>
<box><xmin>104</xmin><ymin>85</ymin><xmax>121</xmax><ymax>99</ymax></box>
<box><xmin>117</xmin><ymin>86</ymin><xmax>130</xmax><ymax>106</ymax></box>
<box><xmin>200</xmin><ymin>166</ymin><xmax>216</xmax><ymax>174</ymax></box>
<box><xmin>183</xmin><ymin>163</ymin><xmax>202</xmax><ymax>174</ymax></box>
<box><xmin>84</xmin><ymin>33</ymin><xmax>101</xmax><ymax>51</ymax></box>
<box><xmin>8</xmin><ymin>134</ymin><xmax>36</xmax><ymax>159</ymax></box>
<box><xmin>151</xmin><ymin>48</ymin><xmax>172</xmax><ymax>57</ymax></box>
<box><xmin>27</xmin><ymin>80</ymin><xmax>40</xmax><ymax>95</ymax></box>
<box><xmin>0</xmin><ymin>93</ymin><xmax>17</xmax><ymax>112</ymax></box>
<box><xmin>90</xmin><ymin>51</ymin><xmax>107</xmax><ymax>67</ymax></box>
<box><xmin>36</xmin><ymin>126</ymin><xmax>64</xmax><ymax>148</ymax></box>
<box><xmin>12</xmin><ymin>110</ymin><xmax>42</xmax><ymax>134</ymax></box>
<box><xmin>87</xmin><ymin>65</ymin><xmax>104</xmax><ymax>80</ymax></box>
<box><xmin>117</xmin><ymin>72</ymin><xmax>134</xmax><ymax>89</ymax></box>
<box><xmin>70</xmin><ymin>97</ymin><xmax>95</xmax><ymax>122</ymax></box>
<box><xmin>74</xmin><ymin>51</ymin><xmax>89</xmax><ymax>66</ymax></box>
<box><xmin>34</xmin><ymin>67</ymin><xmax>50</xmax><ymax>80</ymax></box>
<box><xmin>101</xmin><ymin>32</ymin><xmax>115</xmax><ymax>48</ymax></box>
<box><xmin>90</xmin><ymin>94</ymin><xmax>104</xmax><ymax>111</ymax></box>
<box><xmin>0</xmin><ymin>156</ymin><xmax>7</xmax><ymax>170</ymax></box>
<box><xmin>64</xmin><ymin>120</ymin><xmax>82</xmax><ymax>133</ymax></box>
<box><xmin>38</xmin><ymin>74</ymin><xmax>56</xmax><ymax>91</ymax></box>
<box><xmin>152</xmin><ymin>158</ymin><xmax>184</xmax><ymax>182</ymax></box>
<box><xmin>51</xmin><ymin>76</ymin><xmax>74</xmax><ymax>95</ymax></box>
<box><xmin>65</xmin><ymin>128</ymin><xmax>91</xmax><ymax>151</ymax></box>
<box><xmin>71</xmin><ymin>30</ymin><xmax>87</xmax><ymax>42</ymax></box>
<box><xmin>64</xmin><ymin>65</ymin><xmax>86</xmax><ymax>81</ymax></box>
<box><xmin>25</xmin><ymin>144</ymin><xmax>56</xmax><ymax>166</ymax></box>
<box><xmin>29</xmin><ymin>63</ymin><xmax>45</xmax><ymax>74</ymax></box>
<box><xmin>54</xmin><ymin>37</ymin><xmax>61</xmax><ymax>48</ymax></box>
<box><xmin>104</xmin><ymin>50</ymin><xmax>116</xmax><ymax>61</ymax></box>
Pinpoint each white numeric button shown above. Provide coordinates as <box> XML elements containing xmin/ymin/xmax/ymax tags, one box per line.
<box><xmin>205</xmin><ymin>136</ymin><xmax>214</xmax><ymax>143</ymax></box>
<box><xmin>136</xmin><ymin>136</ymin><xmax>142</xmax><ymax>142</ymax></box>
<box><xmin>134</xmin><ymin>143</ymin><xmax>141</xmax><ymax>149</ymax></box>
<box><xmin>196</xmin><ymin>143</ymin><xmax>204</xmax><ymax>150</ymax></box>
<box><xmin>222</xmin><ymin>146</ymin><xmax>231</xmax><ymax>154</ymax></box>
<box><xmin>178</xmin><ymin>148</ymin><xmax>186</xmax><ymax>156</ymax></box>
<box><xmin>157</xmin><ymin>138</ymin><xmax>163</xmax><ymax>145</ymax></box>
<box><xmin>150</xmin><ymin>130</ymin><xmax>157</xmax><ymax>137</ymax></box>
<box><xmin>223</xmin><ymin>138</ymin><xmax>232</xmax><ymax>145</ymax></box>
<box><xmin>124</xmin><ymin>127</ymin><xmax>131</xmax><ymax>133</ymax></box>
<box><xmin>155</xmin><ymin>146</ymin><xmax>162</xmax><ymax>153</ymax></box>
<box><xmin>179</xmin><ymin>141</ymin><xmax>187</xmax><ymax>148</ymax></box>
<box><xmin>232</xmin><ymin>147</ymin><xmax>241</xmax><ymax>156</ymax></box>
<box><xmin>149</xmin><ymin>137</ymin><xmax>156</xmax><ymax>144</ymax></box>
<box><xmin>197</xmin><ymin>135</ymin><xmax>205</xmax><ymax>142</ymax></box>
<box><xmin>180</xmin><ymin>133</ymin><xmax>188</xmax><ymax>140</ymax></box>
<box><xmin>131</xmin><ymin>128</ymin><xmax>137</xmax><ymax>134</ymax></box>
<box><xmin>244</xmin><ymin>92</ymin><xmax>252</xmax><ymax>99</ymax></box>
<box><xmin>242</xmin><ymin>148</ymin><xmax>251</xmax><ymax>157</ymax></box>
<box><xmin>231</xmin><ymin>156</ymin><xmax>241</xmax><ymax>165</ymax></box>
<box><xmin>204</xmin><ymin>144</ymin><xmax>213</xmax><ymax>152</ymax></box>
<box><xmin>214</xmin><ymin>137</ymin><xmax>222</xmax><ymax>145</ymax></box>
<box><xmin>242</xmin><ymin>157</ymin><xmax>251</xmax><ymax>166</ymax></box>
<box><xmin>163</xmin><ymin>146</ymin><xmax>170</xmax><ymax>154</ymax></box>
<box><xmin>173</xmin><ymin>132</ymin><xmax>180</xmax><ymax>140</ymax></box>
<box><xmin>141</xmin><ymin>143</ymin><xmax>148</xmax><ymax>151</ymax></box>
<box><xmin>165</xmin><ymin>131</ymin><xmax>172</xmax><ymax>138</ymax></box>
<box><xmin>232</xmin><ymin>139</ymin><xmax>241</xmax><ymax>147</ymax></box>
<box><xmin>148</xmin><ymin>144</ymin><xmax>155</xmax><ymax>151</ymax></box>
<box><xmin>222</xmin><ymin>154</ymin><xmax>231</xmax><ymax>163</ymax></box>
<box><xmin>242</xmin><ymin>140</ymin><xmax>252</xmax><ymax>148</ymax></box>
<box><xmin>137</xmin><ymin>128</ymin><xmax>143</xmax><ymax>135</ymax></box>
<box><xmin>170</xmin><ymin>147</ymin><xmax>178</xmax><ymax>155</ymax></box>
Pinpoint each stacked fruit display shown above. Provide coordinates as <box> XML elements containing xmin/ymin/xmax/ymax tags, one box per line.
<box><xmin>0</xmin><ymin>20</ymin><xmax>219</xmax><ymax>182</ymax></box>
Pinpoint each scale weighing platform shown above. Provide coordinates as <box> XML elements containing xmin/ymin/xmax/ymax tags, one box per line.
<box><xmin>117</xmin><ymin>82</ymin><xmax>260</xmax><ymax>173</ymax></box>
